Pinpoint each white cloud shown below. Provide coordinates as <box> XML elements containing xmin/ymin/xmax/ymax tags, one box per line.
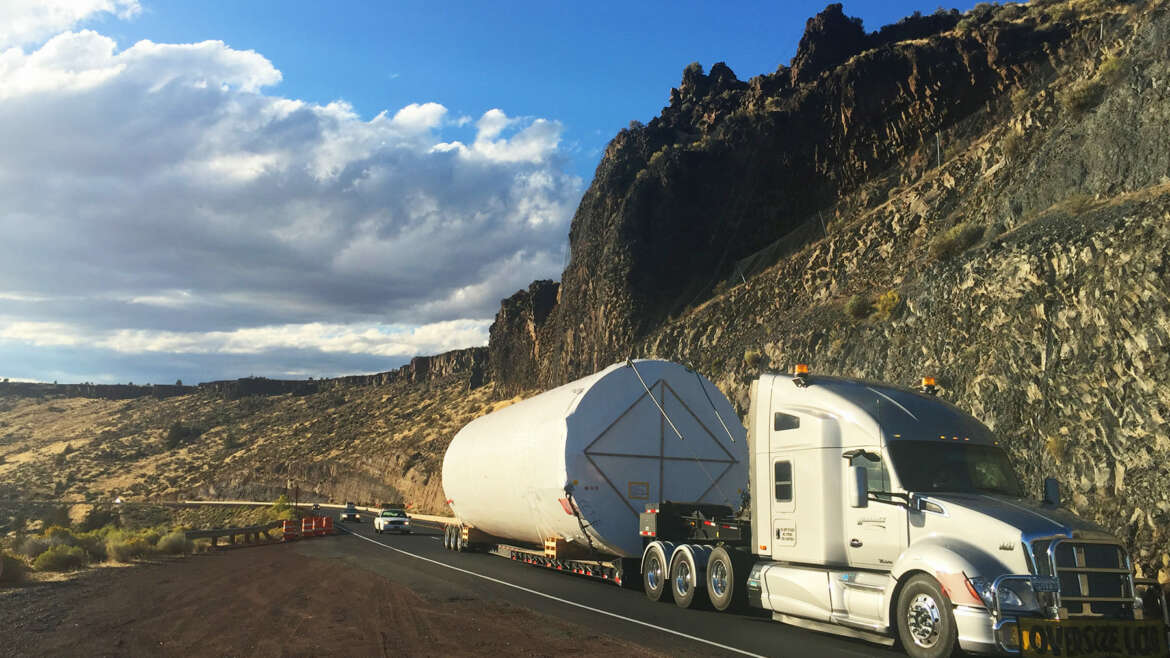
<box><xmin>0</xmin><ymin>318</ymin><xmax>490</xmax><ymax>358</ymax></box>
<box><xmin>0</xmin><ymin>0</ymin><xmax>140</xmax><ymax>48</ymax></box>
<box><xmin>0</xmin><ymin>321</ymin><xmax>86</xmax><ymax>347</ymax></box>
<box><xmin>0</xmin><ymin>20</ymin><xmax>581</xmax><ymax>381</ymax></box>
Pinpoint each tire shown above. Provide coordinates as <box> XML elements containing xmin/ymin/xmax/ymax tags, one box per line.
<box><xmin>642</xmin><ymin>544</ymin><xmax>671</xmax><ymax>602</ymax></box>
<box><xmin>706</xmin><ymin>546</ymin><xmax>748</xmax><ymax>612</ymax></box>
<box><xmin>442</xmin><ymin>525</ymin><xmax>452</xmax><ymax>550</ymax></box>
<box><xmin>670</xmin><ymin>549</ymin><xmax>701</xmax><ymax>609</ymax></box>
<box><xmin>454</xmin><ymin>530</ymin><xmax>465</xmax><ymax>552</ymax></box>
<box><xmin>896</xmin><ymin>574</ymin><xmax>959</xmax><ymax>658</ymax></box>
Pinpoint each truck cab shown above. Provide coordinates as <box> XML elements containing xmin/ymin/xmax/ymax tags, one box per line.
<box><xmin>740</xmin><ymin>369</ymin><xmax>1165</xmax><ymax>657</ymax></box>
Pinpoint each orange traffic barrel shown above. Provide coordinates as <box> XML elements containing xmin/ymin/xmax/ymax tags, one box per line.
<box><xmin>314</xmin><ymin>516</ymin><xmax>326</xmax><ymax>537</ymax></box>
<box><xmin>323</xmin><ymin>516</ymin><xmax>335</xmax><ymax>535</ymax></box>
<box><xmin>302</xmin><ymin>517</ymin><xmax>314</xmax><ymax>537</ymax></box>
<box><xmin>282</xmin><ymin>520</ymin><xmax>297</xmax><ymax>542</ymax></box>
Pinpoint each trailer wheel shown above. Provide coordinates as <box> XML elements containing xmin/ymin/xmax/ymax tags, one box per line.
<box><xmin>706</xmin><ymin>546</ymin><xmax>747</xmax><ymax>611</ymax></box>
<box><xmin>641</xmin><ymin>543</ymin><xmax>671</xmax><ymax>602</ymax></box>
<box><xmin>443</xmin><ymin>525</ymin><xmax>454</xmax><ymax>550</ymax></box>
<box><xmin>896</xmin><ymin>574</ymin><xmax>958</xmax><ymax>658</ymax></box>
<box><xmin>669</xmin><ymin>549</ymin><xmax>700</xmax><ymax>609</ymax></box>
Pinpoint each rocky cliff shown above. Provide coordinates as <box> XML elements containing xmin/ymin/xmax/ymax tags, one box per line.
<box><xmin>489</xmin><ymin>1</ymin><xmax>1170</xmax><ymax>580</ymax></box>
<box><xmin>500</xmin><ymin>3</ymin><xmax>1075</xmax><ymax>389</ymax></box>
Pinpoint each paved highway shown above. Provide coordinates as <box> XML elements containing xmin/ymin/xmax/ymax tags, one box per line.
<box><xmin>304</xmin><ymin>518</ymin><xmax>905</xmax><ymax>658</ymax></box>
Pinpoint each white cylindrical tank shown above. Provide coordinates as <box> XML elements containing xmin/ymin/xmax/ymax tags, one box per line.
<box><xmin>441</xmin><ymin>360</ymin><xmax>747</xmax><ymax>558</ymax></box>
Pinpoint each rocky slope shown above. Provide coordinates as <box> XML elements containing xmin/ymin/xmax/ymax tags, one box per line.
<box><xmin>0</xmin><ymin>353</ymin><xmax>515</xmax><ymax>519</ymax></box>
<box><xmin>489</xmin><ymin>0</ymin><xmax>1170</xmax><ymax>579</ymax></box>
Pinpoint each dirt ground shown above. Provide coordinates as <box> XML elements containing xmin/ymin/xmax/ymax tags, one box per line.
<box><xmin>1</xmin><ymin>544</ymin><xmax>663</xmax><ymax>657</ymax></box>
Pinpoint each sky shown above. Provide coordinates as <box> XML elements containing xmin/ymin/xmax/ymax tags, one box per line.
<box><xmin>0</xmin><ymin>0</ymin><xmax>977</xmax><ymax>385</ymax></box>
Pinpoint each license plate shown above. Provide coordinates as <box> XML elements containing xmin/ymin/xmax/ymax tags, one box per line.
<box><xmin>1019</xmin><ymin>618</ymin><xmax>1168</xmax><ymax>657</ymax></box>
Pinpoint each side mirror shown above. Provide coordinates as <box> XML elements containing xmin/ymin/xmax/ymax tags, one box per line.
<box><xmin>849</xmin><ymin>466</ymin><xmax>869</xmax><ymax>508</ymax></box>
<box><xmin>1043</xmin><ymin>477</ymin><xmax>1061</xmax><ymax>507</ymax></box>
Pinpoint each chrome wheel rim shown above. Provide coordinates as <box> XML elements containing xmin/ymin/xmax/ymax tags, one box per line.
<box><xmin>711</xmin><ymin>560</ymin><xmax>728</xmax><ymax>598</ymax></box>
<box><xmin>907</xmin><ymin>593</ymin><xmax>942</xmax><ymax>648</ymax></box>
<box><xmin>675</xmin><ymin>560</ymin><xmax>692</xmax><ymax>597</ymax></box>
<box><xmin>646</xmin><ymin>555</ymin><xmax>662</xmax><ymax>590</ymax></box>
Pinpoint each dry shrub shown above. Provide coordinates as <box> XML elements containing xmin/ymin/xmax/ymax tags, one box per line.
<box><xmin>1098</xmin><ymin>53</ymin><xmax>1127</xmax><ymax>83</ymax></box>
<box><xmin>44</xmin><ymin>525</ymin><xmax>78</xmax><ymax>546</ymax></box>
<box><xmin>1002</xmin><ymin>130</ymin><xmax>1026</xmax><ymax>160</ymax></box>
<box><xmin>845</xmin><ymin>295</ymin><xmax>873</xmax><ymax>320</ymax></box>
<box><xmin>17</xmin><ymin>536</ymin><xmax>49</xmax><ymax>560</ymax></box>
<box><xmin>1060</xmin><ymin>79</ymin><xmax>1105</xmax><ymax>115</ymax></box>
<box><xmin>873</xmin><ymin>290</ymin><xmax>903</xmax><ymax>321</ymax></box>
<box><xmin>930</xmin><ymin>223</ymin><xmax>985</xmax><ymax>261</ymax></box>
<box><xmin>156</xmin><ymin>530</ymin><xmax>193</xmax><ymax>555</ymax></box>
<box><xmin>1</xmin><ymin>551</ymin><xmax>28</xmax><ymax>584</ymax></box>
<box><xmin>106</xmin><ymin>535</ymin><xmax>154</xmax><ymax>563</ymax></box>
<box><xmin>33</xmin><ymin>545</ymin><xmax>87</xmax><ymax>572</ymax></box>
<box><xmin>743</xmin><ymin>349</ymin><xmax>763</xmax><ymax>370</ymax></box>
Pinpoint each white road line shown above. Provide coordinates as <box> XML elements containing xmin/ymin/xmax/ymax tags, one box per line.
<box><xmin>342</xmin><ymin>528</ymin><xmax>765</xmax><ymax>658</ymax></box>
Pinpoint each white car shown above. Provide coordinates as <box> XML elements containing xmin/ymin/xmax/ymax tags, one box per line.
<box><xmin>373</xmin><ymin>509</ymin><xmax>411</xmax><ymax>534</ymax></box>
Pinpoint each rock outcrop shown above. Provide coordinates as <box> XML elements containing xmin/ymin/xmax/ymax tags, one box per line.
<box><xmin>489</xmin><ymin>2</ymin><xmax>1069</xmax><ymax>392</ymax></box>
<box><xmin>486</xmin><ymin>1</ymin><xmax>1170</xmax><ymax>576</ymax></box>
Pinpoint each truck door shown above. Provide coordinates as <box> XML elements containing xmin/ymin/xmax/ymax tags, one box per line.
<box><xmin>841</xmin><ymin>450</ymin><xmax>907</xmax><ymax>570</ymax></box>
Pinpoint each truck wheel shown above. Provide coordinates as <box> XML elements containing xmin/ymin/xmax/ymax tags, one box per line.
<box><xmin>443</xmin><ymin>525</ymin><xmax>454</xmax><ymax>550</ymax></box>
<box><xmin>706</xmin><ymin>546</ymin><xmax>747</xmax><ymax>611</ymax></box>
<box><xmin>642</xmin><ymin>544</ymin><xmax>671</xmax><ymax>602</ymax></box>
<box><xmin>670</xmin><ymin>550</ymin><xmax>701</xmax><ymax>609</ymax></box>
<box><xmin>896</xmin><ymin>574</ymin><xmax>958</xmax><ymax>658</ymax></box>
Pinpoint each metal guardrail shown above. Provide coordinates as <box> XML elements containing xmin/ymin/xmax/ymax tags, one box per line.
<box><xmin>184</xmin><ymin>521</ymin><xmax>284</xmax><ymax>548</ymax></box>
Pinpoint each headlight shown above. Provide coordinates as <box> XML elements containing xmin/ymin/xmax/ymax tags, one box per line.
<box><xmin>967</xmin><ymin>577</ymin><xmax>1024</xmax><ymax>609</ymax></box>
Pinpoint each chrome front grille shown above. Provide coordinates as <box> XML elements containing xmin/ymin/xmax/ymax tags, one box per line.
<box><xmin>1031</xmin><ymin>538</ymin><xmax>1135</xmax><ymax>618</ymax></box>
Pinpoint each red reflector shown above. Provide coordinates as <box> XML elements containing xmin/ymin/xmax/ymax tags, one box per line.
<box><xmin>558</xmin><ymin>498</ymin><xmax>575</xmax><ymax>515</ymax></box>
<box><xmin>704</xmin><ymin>521</ymin><xmax>714</xmax><ymax>526</ymax></box>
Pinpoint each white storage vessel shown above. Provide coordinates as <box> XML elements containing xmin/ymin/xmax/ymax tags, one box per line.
<box><xmin>441</xmin><ymin>359</ymin><xmax>747</xmax><ymax>558</ymax></box>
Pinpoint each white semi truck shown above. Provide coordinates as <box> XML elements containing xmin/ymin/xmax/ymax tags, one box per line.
<box><xmin>439</xmin><ymin>360</ymin><xmax>1168</xmax><ymax>657</ymax></box>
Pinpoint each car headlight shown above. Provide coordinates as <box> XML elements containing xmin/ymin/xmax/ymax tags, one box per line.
<box><xmin>967</xmin><ymin>577</ymin><xmax>1024</xmax><ymax>609</ymax></box>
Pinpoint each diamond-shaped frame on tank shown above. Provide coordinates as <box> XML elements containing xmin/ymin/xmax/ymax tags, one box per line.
<box><xmin>583</xmin><ymin>378</ymin><xmax>738</xmax><ymax>516</ymax></box>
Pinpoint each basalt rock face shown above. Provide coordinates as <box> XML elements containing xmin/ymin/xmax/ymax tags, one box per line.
<box><xmin>495</xmin><ymin>3</ymin><xmax>1069</xmax><ymax>392</ymax></box>
<box><xmin>788</xmin><ymin>3</ymin><xmax>869</xmax><ymax>85</ymax></box>
<box><xmin>489</xmin><ymin>281</ymin><xmax>559</xmax><ymax>395</ymax></box>
<box><xmin>486</xmin><ymin>2</ymin><xmax>1170</xmax><ymax>578</ymax></box>
<box><xmin>330</xmin><ymin>348</ymin><xmax>490</xmax><ymax>390</ymax></box>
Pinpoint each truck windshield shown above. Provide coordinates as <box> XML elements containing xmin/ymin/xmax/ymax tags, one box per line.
<box><xmin>887</xmin><ymin>441</ymin><xmax>1022</xmax><ymax>497</ymax></box>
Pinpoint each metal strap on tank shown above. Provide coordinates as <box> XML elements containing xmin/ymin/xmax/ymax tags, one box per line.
<box><xmin>625</xmin><ymin>358</ymin><xmax>735</xmax><ymax>507</ymax></box>
<box><xmin>626</xmin><ymin>358</ymin><xmax>684</xmax><ymax>441</ymax></box>
<box><xmin>690</xmin><ymin>367</ymin><xmax>737</xmax><ymax>444</ymax></box>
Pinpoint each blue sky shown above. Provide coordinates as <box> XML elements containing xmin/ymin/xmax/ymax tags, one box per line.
<box><xmin>92</xmin><ymin>0</ymin><xmax>977</xmax><ymax>180</ymax></box>
<box><xmin>0</xmin><ymin>1</ymin><xmax>976</xmax><ymax>385</ymax></box>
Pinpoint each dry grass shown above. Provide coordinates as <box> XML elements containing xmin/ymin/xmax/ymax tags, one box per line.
<box><xmin>1</xmin><ymin>378</ymin><xmax>533</xmax><ymax>517</ymax></box>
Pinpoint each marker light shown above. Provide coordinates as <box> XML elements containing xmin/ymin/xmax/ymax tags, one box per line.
<box><xmin>792</xmin><ymin>363</ymin><xmax>811</xmax><ymax>388</ymax></box>
<box><xmin>922</xmin><ymin>376</ymin><xmax>936</xmax><ymax>387</ymax></box>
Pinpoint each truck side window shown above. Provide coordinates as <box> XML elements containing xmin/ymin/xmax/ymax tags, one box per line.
<box><xmin>774</xmin><ymin>413</ymin><xmax>799</xmax><ymax>431</ymax></box>
<box><xmin>774</xmin><ymin>461</ymin><xmax>793</xmax><ymax>501</ymax></box>
<box><xmin>850</xmin><ymin>453</ymin><xmax>890</xmax><ymax>496</ymax></box>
